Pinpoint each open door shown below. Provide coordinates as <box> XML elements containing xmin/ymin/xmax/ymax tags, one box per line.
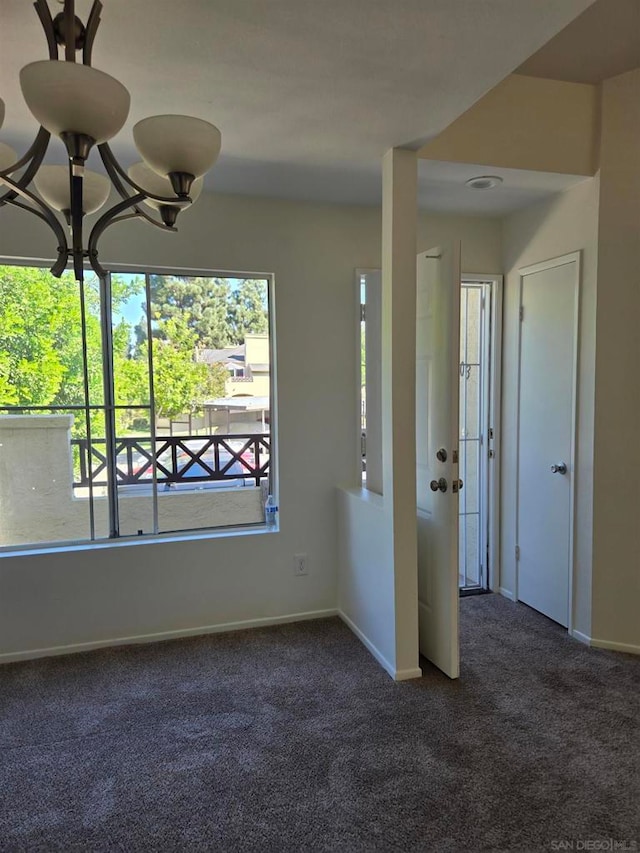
<box><xmin>416</xmin><ymin>244</ymin><xmax>462</xmax><ymax>679</ymax></box>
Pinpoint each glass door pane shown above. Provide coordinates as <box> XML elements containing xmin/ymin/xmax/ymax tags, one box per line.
<box><xmin>459</xmin><ymin>284</ymin><xmax>486</xmax><ymax>590</ymax></box>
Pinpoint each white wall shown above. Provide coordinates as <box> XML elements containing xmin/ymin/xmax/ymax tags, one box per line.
<box><xmin>0</xmin><ymin>190</ymin><xmax>501</xmax><ymax>660</ymax></box>
<box><xmin>591</xmin><ymin>69</ymin><xmax>640</xmax><ymax>653</ymax></box>
<box><xmin>419</xmin><ymin>75</ymin><xmax>600</xmax><ymax>177</ymax></box>
<box><xmin>501</xmin><ymin>178</ymin><xmax>600</xmax><ymax>638</ymax></box>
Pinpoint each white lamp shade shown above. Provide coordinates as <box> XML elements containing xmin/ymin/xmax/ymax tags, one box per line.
<box><xmin>0</xmin><ymin>142</ymin><xmax>18</xmax><ymax>173</ymax></box>
<box><xmin>133</xmin><ymin>115</ymin><xmax>220</xmax><ymax>179</ymax></box>
<box><xmin>128</xmin><ymin>161</ymin><xmax>203</xmax><ymax>211</ymax></box>
<box><xmin>34</xmin><ymin>164</ymin><xmax>111</xmax><ymax>214</ymax></box>
<box><xmin>20</xmin><ymin>61</ymin><xmax>130</xmax><ymax>145</ymax></box>
<box><xmin>0</xmin><ymin>98</ymin><xmax>5</xmax><ymax>130</ymax></box>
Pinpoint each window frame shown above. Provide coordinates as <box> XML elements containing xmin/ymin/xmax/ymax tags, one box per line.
<box><xmin>0</xmin><ymin>257</ymin><xmax>279</xmax><ymax>555</ymax></box>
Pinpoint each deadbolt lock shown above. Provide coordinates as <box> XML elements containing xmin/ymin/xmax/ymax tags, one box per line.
<box><xmin>430</xmin><ymin>477</ymin><xmax>448</xmax><ymax>493</ymax></box>
<box><xmin>436</xmin><ymin>448</ymin><xmax>447</xmax><ymax>463</ymax></box>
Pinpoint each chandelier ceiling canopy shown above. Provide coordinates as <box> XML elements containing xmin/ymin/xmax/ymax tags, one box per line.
<box><xmin>0</xmin><ymin>0</ymin><xmax>222</xmax><ymax>282</ymax></box>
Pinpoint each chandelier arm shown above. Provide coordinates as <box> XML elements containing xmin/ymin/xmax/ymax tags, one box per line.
<box><xmin>6</xmin><ymin>199</ymin><xmax>68</xmax><ymax>277</ymax></box>
<box><xmin>63</xmin><ymin>0</ymin><xmax>76</xmax><ymax>62</ymax></box>
<box><xmin>98</xmin><ymin>143</ymin><xmax>194</xmax><ymax>206</ymax></box>
<box><xmin>0</xmin><ymin>127</ymin><xmax>51</xmax><ymax>206</ymax></box>
<box><xmin>136</xmin><ymin>208</ymin><xmax>179</xmax><ymax>231</ymax></box>
<box><xmin>1</xmin><ymin>177</ymin><xmax>69</xmax><ymax>276</ymax></box>
<box><xmin>87</xmin><ymin>192</ymin><xmax>154</xmax><ymax>277</ymax></box>
<box><xmin>33</xmin><ymin>0</ymin><xmax>58</xmax><ymax>60</ymax></box>
<box><xmin>96</xmin><ymin>144</ymin><xmax>179</xmax><ymax>231</ymax></box>
<box><xmin>82</xmin><ymin>0</ymin><xmax>103</xmax><ymax>66</ymax></box>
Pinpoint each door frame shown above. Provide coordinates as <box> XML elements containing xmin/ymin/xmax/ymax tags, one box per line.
<box><xmin>515</xmin><ymin>252</ymin><xmax>580</xmax><ymax>632</ymax></box>
<box><xmin>461</xmin><ymin>273</ymin><xmax>503</xmax><ymax>593</ymax></box>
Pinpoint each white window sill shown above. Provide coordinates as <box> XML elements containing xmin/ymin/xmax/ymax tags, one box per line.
<box><xmin>0</xmin><ymin>521</ymin><xmax>279</xmax><ymax>559</ymax></box>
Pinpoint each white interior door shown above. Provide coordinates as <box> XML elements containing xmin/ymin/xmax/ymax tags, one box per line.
<box><xmin>416</xmin><ymin>243</ymin><xmax>461</xmax><ymax>679</ymax></box>
<box><xmin>516</xmin><ymin>254</ymin><xmax>578</xmax><ymax>628</ymax></box>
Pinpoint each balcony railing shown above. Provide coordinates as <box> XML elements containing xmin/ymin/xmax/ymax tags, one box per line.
<box><xmin>71</xmin><ymin>433</ymin><xmax>270</xmax><ymax>490</ymax></box>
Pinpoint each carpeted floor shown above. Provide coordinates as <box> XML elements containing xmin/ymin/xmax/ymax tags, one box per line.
<box><xmin>1</xmin><ymin>594</ymin><xmax>639</xmax><ymax>852</ymax></box>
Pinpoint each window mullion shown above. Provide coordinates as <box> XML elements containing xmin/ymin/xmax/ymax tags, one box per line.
<box><xmin>145</xmin><ymin>273</ymin><xmax>159</xmax><ymax>536</ymax></box>
<box><xmin>99</xmin><ymin>271</ymin><xmax>120</xmax><ymax>538</ymax></box>
<box><xmin>78</xmin><ymin>276</ymin><xmax>96</xmax><ymax>541</ymax></box>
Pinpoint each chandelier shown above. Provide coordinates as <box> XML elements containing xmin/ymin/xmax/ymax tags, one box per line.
<box><xmin>0</xmin><ymin>0</ymin><xmax>221</xmax><ymax>283</ymax></box>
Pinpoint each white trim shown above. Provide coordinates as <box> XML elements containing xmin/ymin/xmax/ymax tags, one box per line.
<box><xmin>394</xmin><ymin>667</ymin><xmax>424</xmax><ymax>681</ymax></box>
<box><xmin>0</xmin><ymin>258</ymin><xmax>278</xmax><ymax>552</ymax></box>
<box><xmin>515</xmin><ymin>252</ymin><xmax>581</xmax><ymax>632</ymax></box>
<box><xmin>498</xmin><ymin>586</ymin><xmax>515</xmax><ymax>601</ymax></box>
<box><xmin>487</xmin><ymin>276</ymin><xmax>503</xmax><ymax>593</ymax></box>
<box><xmin>0</xmin><ymin>609</ymin><xmax>338</xmax><ymax>665</ymax></box>
<box><xmin>590</xmin><ymin>637</ymin><xmax>640</xmax><ymax>656</ymax></box>
<box><xmin>355</xmin><ymin>268</ymin><xmax>383</xmax><ymax>494</ymax></box>
<box><xmin>570</xmin><ymin>629</ymin><xmax>591</xmax><ymax>646</ymax></box>
<box><xmin>338</xmin><ymin>610</ymin><xmax>422</xmax><ymax>681</ymax></box>
<box><xmin>460</xmin><ymin>274</ymin><xmax>503</xmax><ymax>593</ymax></box>
<box><xmin>354</xmin><ymin>269</ymin><xmax>368</xmax><ymax>486</ymax></box>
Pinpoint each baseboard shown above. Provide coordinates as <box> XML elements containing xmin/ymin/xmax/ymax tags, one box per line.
<box><xmin>570</xmin><ymin>629</ymin><xmax>591</xmax><ymax>646</ymax></box>
<box><xmin>0</xmin><ymin>608</ymin><xmax>339</xmax><ymax>665</ymax></box>
<box><xmin>393</xmin><ymin>667</ymin><xmax>424</xmax><ymax>681</ymax></box>
<box><xmin>498</xmin><ymin>586</ymin><xmax>515</xmax><ymax>601</ymax></box>
<box><xmin>590</xmin><ymin>637</ymin><xmax>640</xmax><ymax>656</ymax></box>
<box><xmin>338</xmin><ymin>610</ymin><xmax>422</xmax><ymax>681</ymax></box>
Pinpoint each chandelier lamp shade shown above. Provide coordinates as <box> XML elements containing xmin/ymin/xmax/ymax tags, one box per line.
<box><xmin>0</xmin><ymin>0</ymin><xmax>221</xmax><ymax>283</ymax></box>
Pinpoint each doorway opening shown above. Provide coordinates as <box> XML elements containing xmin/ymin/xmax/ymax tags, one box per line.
<box><xmin>459</xmin><ymin>276</ymin><xmax>501</xmax><ymax>595</ymax></box>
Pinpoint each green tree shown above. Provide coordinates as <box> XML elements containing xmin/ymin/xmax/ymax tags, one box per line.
<box><xmin>148</xmin><ymin>275</ymin><xmax>268</xmax><ymax>348</ymax></box>
<box><xmin>229</xmin><ymin>279</ymin><xmax>269</xmax><ymax>342</ymax></box>
<box><xmin>135</xmin><ymin>315</ymin><xmax>227</xmax><ymax>420</ymax></box>
<box><xmin>0</xmin><ymin>266</ymin><xmax>100</xmax><ymax>408</ymax></box>
<box><xmin>149</xmin><ymin>275</ymin><xmax>232</xmax><ymax>348</ymax></box>
<box><xmin>0</xmin><ymin>267</ymin><xmax>148</xmax><ymax>434</ymax></box>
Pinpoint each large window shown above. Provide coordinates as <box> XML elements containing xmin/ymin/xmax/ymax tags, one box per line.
<box><xmin>0</xmin><ymin>264</ymin><xmax>275</xmax><ymax>550</ymax></box>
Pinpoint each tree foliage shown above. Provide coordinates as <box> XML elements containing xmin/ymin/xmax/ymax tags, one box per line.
<box><xmin>132</xmin><ymin>316</ymin><xmax>227</xmax><ymax>420</ymax></box>
<box><xmin>0</xmin><ymin>267</ymin><xmax>101</xmax><ymax>408</ymax></box>
<box><xmin>0</xmin><ymin>266</ymin><xmax>254</xmax><ymax>432</ymax></box>
<box><xmin>149</xmin><ymin>275</ymin><xmax>268</xmax><ymax>348</ymax></box>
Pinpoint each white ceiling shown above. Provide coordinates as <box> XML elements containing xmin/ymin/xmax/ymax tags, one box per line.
<box><xmin>417</xmin><ymin>161</ymin><xmax>588</xmax><ymax>216</ymax></box>
<box><xmin>0</xmin><ymin>0</ymin><xmax>595</xmax><ymax>212</ymax></box>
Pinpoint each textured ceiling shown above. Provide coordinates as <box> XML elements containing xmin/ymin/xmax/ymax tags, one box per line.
<box><xmin>517</xmin><ymin>0</ymin><xmax>640</xmax><ymax>84</ymax></box>
<box><xmin>0</xmin><ymin>0</ymin><xmax>594</xmax><ymax>208</ymax></box>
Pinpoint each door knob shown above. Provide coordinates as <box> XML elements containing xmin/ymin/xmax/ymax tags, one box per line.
<box><xmin>452</xmin><ymin>479</ymin><xmax>464</xmax><ymax>493</ymax></box>
<box><xmin>551</xmin><ymin>462</ymin><xmax>567</xmax><ymax>475</ymax></box>
<box><xmin>430</xmin><ymin>477</ymin><xmax>448</xmax><ymax>493</ymax></box>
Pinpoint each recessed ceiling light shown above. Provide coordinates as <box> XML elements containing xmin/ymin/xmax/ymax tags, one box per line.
<box><xmin>465</xmin><ymin>175</ymin><xmax>504</xmax><ymax>190</ymax></box>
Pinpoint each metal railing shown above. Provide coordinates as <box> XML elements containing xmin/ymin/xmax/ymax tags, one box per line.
<box><xmin>71</xmin><ymin>433</ymin><xmax>270</xmax><ymax>490</ymax></box>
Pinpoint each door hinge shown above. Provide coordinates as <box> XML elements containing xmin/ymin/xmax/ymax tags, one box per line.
<box><xmin>360</xmin><ymin>303</ymin><xmax>366</xmax><ymax>322</ymax></box>
<box><xmin>488</xmin><ymin>449</ymin><xmax>494</xmax><ymax>459</ymax></box>
<box><xmin>519</xmin><ymin>305</ymin><xmax>524</xmax><ymax>322</ymax></box>
<box><xmin>515</xmin><ymin>545</ymin><xmax>520</xmax><ymax>561</ymax></box>
<box><xmin>361</xmin><ymin>431</ymin><xmax>366</xmax><ymax>457</ymax></box>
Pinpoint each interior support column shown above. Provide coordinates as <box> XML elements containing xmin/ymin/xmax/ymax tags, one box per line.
<box><xmin>381</xmin><ymin>147</ymin><xmax>420</xmax><ymax>678</ymax></box>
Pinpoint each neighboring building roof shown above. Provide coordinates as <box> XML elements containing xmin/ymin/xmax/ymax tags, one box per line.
<box><xmin>196</xmin><ymin>345</ymin><xmax>244</xmax><ymax>366</ymax></box>
<box><xmin>204</xmin><ymin>396</ymin><xmax>270</xmax><ymax>412</ymax></box>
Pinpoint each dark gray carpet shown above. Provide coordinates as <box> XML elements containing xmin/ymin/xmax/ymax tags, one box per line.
<box><xmin>1</xmin><ymin>595</ymin><xmax>639</xmax><ymax>852</ymax></box>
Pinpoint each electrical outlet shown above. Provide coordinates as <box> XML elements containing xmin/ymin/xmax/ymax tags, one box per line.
<box><xmin>293</xmin><ymin>553</ymin><xmax>308</xmax><ymax>576</ymax></box>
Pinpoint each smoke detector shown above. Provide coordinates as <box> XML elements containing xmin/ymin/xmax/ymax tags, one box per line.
<box><xmin>465</xmin><ymin>175</ymin><xmax>503</xmax><ymax>190</ymax></box>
